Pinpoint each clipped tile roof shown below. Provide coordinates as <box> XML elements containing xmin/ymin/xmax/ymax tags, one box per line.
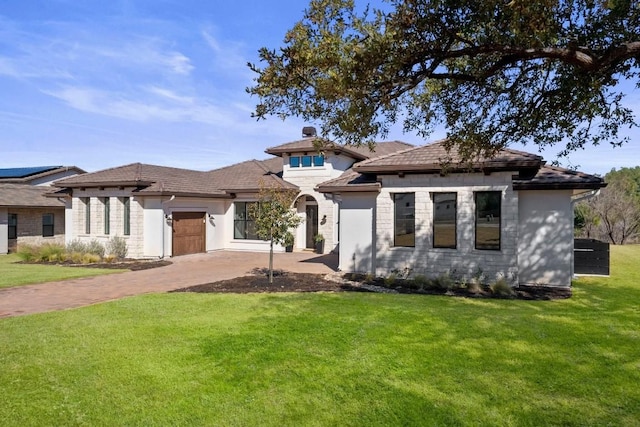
<box><xmin>354</xmin><ymin>140</ymin><xmax>543</xmax><ymax>174</ymax></box>
<box><xmin>513</xmin><ymin>165</ymin><xmax>606</xmax><ymax>190</ymax></box>
<box><xmin>0</xmin><ymin>184</ymin><xmax>66</xmax><ymax>208</ymax></box>
<box><xmin>316</xmin><ymin>170</ymin><xmax>380</xmax><ymax>193</ymax></box>
<box><xmin>265</xmin><ymin>139</ymin><xmax>413</xmax><ymax>161</ymax></box>
<box><xmin>54</xmin><ymin>158</ymin><xmax>297</xmax><ymax>197</ymax></box>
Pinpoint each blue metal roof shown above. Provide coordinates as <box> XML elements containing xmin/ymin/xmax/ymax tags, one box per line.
<box><xmin>0</xmin><ymin>166</ymin><xmax>62</xmax><ymax>179</ymax></box>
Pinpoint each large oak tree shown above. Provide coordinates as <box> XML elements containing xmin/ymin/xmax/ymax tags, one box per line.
<box><xmin>248</xmin><ymin>0</ymin><xmax>640</xmax><ymax>157</ymax></box>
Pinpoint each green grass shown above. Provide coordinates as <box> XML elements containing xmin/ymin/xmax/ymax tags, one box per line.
<box><xmin>1</xmin><ymin>246</ymin><xmax>639</xmax><ymax>426</ymax></box>
<box><xmin>0</xmin><ymin>254</ymin><xmax>126</xmax><ymax>289</ymax></box>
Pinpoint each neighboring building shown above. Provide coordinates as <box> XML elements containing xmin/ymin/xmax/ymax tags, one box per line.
<box><xmin>0</xmin><ymin>166</ymin><xmax>85</xmax><ymax>253</ymax></box>
<box><xmin>52</xmin><ymin>132</ymin><xmax>605</xmax><ymax>287</ymax></box>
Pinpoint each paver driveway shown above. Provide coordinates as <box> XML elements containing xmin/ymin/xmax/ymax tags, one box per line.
<box><xmin>0</xmin><ymin>251</ymin><xmax>338</xmax><ymax>318</ymax></box>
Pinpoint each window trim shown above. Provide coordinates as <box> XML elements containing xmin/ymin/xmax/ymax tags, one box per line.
<box><xmin>474</xmin><ymin>191</ymin><xmax>502</xmax><ymax>251</ymax></box>
<box><xmin>393</xmin><ymin>192</ymin><xmax>415</xmax><ymax>248</ymax></box>
<box><xmin>8</xmin><ymin>213</ymin><xmax>17</xmax><ymax>239</ymax></box>
<box><xmin>234</xmin><ymin>202</ymin><xmax>259</xmax><ymax>240</ymax></box>
<box><xmin>42</xmin><ymin>213</ymin><xmax>54</xmax><ymax>237</ymax></box>
<box><xmin>432</xmin><ymin>192</ymin><xmax>457</xmax><ymax>249</ymax></box>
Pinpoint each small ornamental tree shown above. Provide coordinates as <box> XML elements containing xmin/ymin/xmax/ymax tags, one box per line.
<box><xmin>249</xmin><ymin>183</ymin><xmax>303</xmax><ymax>284</ymax></box>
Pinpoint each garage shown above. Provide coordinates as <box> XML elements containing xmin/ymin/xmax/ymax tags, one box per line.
<box><xmin>172</xmin><ymin>212</ymin><xmax>206</xmax><ymax>256</ymax></box>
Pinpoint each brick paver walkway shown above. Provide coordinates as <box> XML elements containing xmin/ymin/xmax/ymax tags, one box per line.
<box><xmin>0</xmin><ymin>251</ymin><xmax>338</xmax><ymax>318</ymax></box>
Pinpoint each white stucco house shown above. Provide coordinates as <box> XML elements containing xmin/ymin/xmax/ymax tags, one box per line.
<box><xmin>52</xmin><ymin>132</ymin><xmax>605</xmax><ymax>287</ymax></box>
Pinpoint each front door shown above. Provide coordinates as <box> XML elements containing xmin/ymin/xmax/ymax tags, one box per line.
<box><xmin>305</xmin><ymin>204</ymin><xmax>318</xmax><ymax>249</ymax></box>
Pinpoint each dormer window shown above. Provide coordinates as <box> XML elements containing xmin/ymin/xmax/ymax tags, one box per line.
<box><xmin>289</xmin><ymin>154</ymin><xmax>324</xmax><ymax>168</ymax></box>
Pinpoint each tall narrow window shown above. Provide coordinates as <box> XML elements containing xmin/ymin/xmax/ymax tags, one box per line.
<box><xmin>394</xmin><ymin>193</ymin><xmax>415</xmax><ymax>247</ymax></box>
<box><xmin>123</xmin><ymin>197</ymin><xmax>130</xmax><ymax>236</ymax></box>
<box><xmin>234</xmin><ymin>202</ymin><xmax>258</xmax><ymax>239</ymax></box>
<box><xmin>433</xmin><ymin>193</ymin><xmax>457</xmax><ymax>249</ymax></box>
<box><xmin>475</xmin><ymin>191</ymin><xmax>502</xmax><ymax>250</ymax></box>
<box><xmin>103</xmin><ymin>197</ymin><xmax>110</xmax><ymax>235</ymax></box>
<box><xmin>84</xmin><ymin>197</ymin><xmax>91</xmax><ymax>234</ymax></box>
<box><xmin>42</xmin><ymin>213</ymin><xmax>54</xmax><ymax>237</ymax></box>
<box><xmin>8</xmin><ymin>214</ymin><xmax>17</xmax><ymax>239</ymax></box>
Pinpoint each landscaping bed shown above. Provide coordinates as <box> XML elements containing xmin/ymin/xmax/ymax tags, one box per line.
<box><xmin>20</xmin><ymin>259</ymin><xmax>172</xmax><ymax>271</ymax></box>
<box><xmin>172</xmin><ymin>271</ymin><xmax>571</xmax><ymax>300</ymax></box>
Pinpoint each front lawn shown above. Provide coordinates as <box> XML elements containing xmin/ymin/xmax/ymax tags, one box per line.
<box><xmin>0</xmin><ymin>254</ymin><xmax>126</xmax><ymax>289</ymax></box>
<box><xmin>1</xmin><ymin>246</ymin><xmax>638</xmax><ymax>426</ymax></box>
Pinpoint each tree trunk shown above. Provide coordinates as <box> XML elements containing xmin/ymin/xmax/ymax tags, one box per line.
<box><xmin>269</xmin><ymin>235</ymin><xmax>274</xmax><ymax>284</ymax></box>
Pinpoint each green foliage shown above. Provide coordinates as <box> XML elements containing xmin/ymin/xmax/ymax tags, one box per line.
<box><xmin>105</xmin><ymin>236</ymin><xmax>128</xmax><ymax>259</ymax></box>
<box><xmin>86</xmin><ymin>240</ymin><xmax>105</xmax><ymax>258</ymax></box>
<box><xmin>16</xmin><ymin>244</ymin><xmax>66</xmax><ymax>262</ymax></box>
<box><xmin>314</xmin><ymin>233</ymin><xmax>325</xmax><ymax>243</ymax></box>
<box><xmin>1</xmin><ymin>244</ymin><xmax>640</xmax><ymax>425</ymax></box>
<box><xmin>383</xmin><ymin>273</ymin><xmax>397</xmax><ymax>286</ymax></box>
<box><xmin>250</xmin><ymin>183</ymin><xmax>303</xmax><ymax>283</ymax></box>
<box><xmin>490</xmin><ymin>278</ymin><xmax>514</xmax><ymax>297</ymax></box>
<box><xmin>249</xmin><ymin>0</ymin><xmax>639</xmax><ymax>158</ymax></box>
<box><xmin>432</xmin><ymin>272</ymin><xmax>455</xmax><ymax>291</ymax></box>
<box><xmin>16</xmin><ymin>245</ymin><xmax>36</xmax><ymax>262</ymax></box>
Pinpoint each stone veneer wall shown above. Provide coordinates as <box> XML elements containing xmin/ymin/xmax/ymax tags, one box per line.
<box><xmin>374</xmin><ymin>171</ymin><xmax>519</xmax><ymax>284</ymax></box>
<box><xmin>70</xmin><ymin>189</ymin><xmax>145</xmax><ymax>258</ymax></box>
<box><xmin>9</xmin><ymin>207</ymin><xmax>65</xmax><ymax>251</ymax></box>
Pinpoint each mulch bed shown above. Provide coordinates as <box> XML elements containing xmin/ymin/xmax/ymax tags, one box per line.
<box><xmin>21</xmin><ymin>259</ymin><xmax>172</xmax><ymax>271</ymax></box>
<box><xmin>171</xmin><ymin>270</ymin><xmax>571</xmax><ymax>300</ymax></box>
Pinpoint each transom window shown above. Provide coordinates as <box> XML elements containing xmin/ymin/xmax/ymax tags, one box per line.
<box><xmin>234</xmin><ymin>202</ymin><xmax>259</xmax><ymax>240</ymax></box>
<box><xmin>475</xmin><ymin>191</ymin><xmax>502</xmax><ymax>250</ymax></box>
<box><xmin>394</xmin><ymin>193</ymin><xmax>415</xmax><ymax>247</ymax></box>
<box><xmin>433</xmin><ymin>192</ymin><xmax>457</xmax><ymax>249</ymax></box>
<box><xmin>42</xmin><ymin>213</ymin><xmax>54</xmax><ymax>237</ymax></box>
<box><xmin>289</xmin><ymin>154</ymin><xmax>324</xmax><ymax>168</ymax></box>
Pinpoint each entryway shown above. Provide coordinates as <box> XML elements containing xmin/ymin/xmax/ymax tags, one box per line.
<box><xmin>172</xmin><ymin>212</ymin><xmax>206</xmax><ymax>256</ymax></box>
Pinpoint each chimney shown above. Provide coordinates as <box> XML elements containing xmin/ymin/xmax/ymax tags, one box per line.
<box><xmin>302</xmin><ymin>126</ymin><xmax>317</xmax><ymax>138</ymax></box>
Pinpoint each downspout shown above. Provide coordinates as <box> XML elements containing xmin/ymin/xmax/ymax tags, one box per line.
<box><xmin>161</xmin><ymin>195</ymin><xmax>176</xmax><ymax>258</ymax></box>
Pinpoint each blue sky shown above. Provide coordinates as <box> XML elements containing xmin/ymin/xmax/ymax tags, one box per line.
<box><xmin>1</xmin><ymin>0</ymin><xmax>638</xmax><ymax>175</ymax></box>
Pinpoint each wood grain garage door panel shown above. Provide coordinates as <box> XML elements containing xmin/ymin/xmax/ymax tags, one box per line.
<box><xmin>172</xmin><ymin>212</ymin><xmax>205</xmax><ymax>256</ymax></box>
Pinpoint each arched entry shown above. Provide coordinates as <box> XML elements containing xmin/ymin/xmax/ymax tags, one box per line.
<box><xmin>305</xmin><ymin>196</ymin><xmax>318</xmax><ymax>249</ymax></box>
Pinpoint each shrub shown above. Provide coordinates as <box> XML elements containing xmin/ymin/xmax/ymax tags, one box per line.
<box><xmin>384</xmin><ymin>273</ymin><xmax>397</xmax><ymax>286</ymax></box>
<box><xmin>363</xmin><ymin>273</ymin><xmax>375</xmax><ymax>284</ymax></box>
<box><xmin>16</xmin><ymin>245</ymin><xmax>36</xmax><ymax>262</ymax></box>
<box><xmin>490</xmin><ymin>278</ymin><xmax>514</xmax><ymax>297</ymax></box>
<box><xmin>86</xmin><ymin>240</ymin><xmax>105</xmax><ymax>258</ymax></box>
<box><xmin>81</xmin><ymin>253</ymin><xmax>101</xmax><ymax>264</ymax></box>
<box><xmin>39</xmin><ymin>243</ymin><xmax>65</xmax><ymax>262</ymax></box>
<box><xmin>69</xmin><ymin>252</ymin><xmax>84</xmax><ymax>264</ymax></box>
<box><xmin>66</xmin><ymin>239</ymin><xmax>88</xmax><ymax>254</ymax></box>
<box><xmin>105</xmin><ymin>236</ymin><xmax>128</xmax><ymax>259</ymax></box>
<box><xmin>466</xmin><ymin>279</ymin><xmax>482</xmax><ymax>294</ymax></box>
<box><xmin>432</xmin><ymin>272</ymin><xmax>454</xmax><ymax>291</ymax></box>
<box><xmin>412</xmin><ymin>274</ymin><xmax>429</xmax><ymax>290</ymax></box>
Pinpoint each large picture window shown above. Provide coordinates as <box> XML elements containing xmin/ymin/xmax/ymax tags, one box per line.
<box><xmin>433</xmin><ymin>193</ymin><xmax>457</xmax><ymax>249</ymax></box>
<box><xmin>394</xmin><ymin>193</ymin><xmax>415</xmax><ymax>247</ymax></box>
<box><xmin>103</xmin><ymin>197</ymin><xmax>110</xmax><ymax>235</ymax></box>
<box><xmin>42</xmin><ymin>213</ymin><xmax>54</xmax><ymax>237</ymax></box>
<box><xmin>475</xmin><ymin>191</ymin><xmax>502</xmax><ymax>250</ymax></box>
<box><xmin>234</xmin><ymin>202</ymin><xmax>258</xmax><ymax>240</ymax></box>
<box><xmin>8</xmin><ymin>214</ymin><xmax>17</xmax><ymax>239</ymax></box>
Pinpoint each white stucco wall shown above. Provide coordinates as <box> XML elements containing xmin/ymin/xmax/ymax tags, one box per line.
<box><xmin>221</xmin><ymin>198</ymin><xmax>287</xmax><ymax>252</ymax></box>
<box><xmin>338</xmin><ymin>193</ymin><xmax>376</xmax><ymax>273</ymax></box>
<box><xmin>373</xmin><ymin>171</ymin><xmax>519</xmax><ymax>284</ymax></box>
<box><xmin>0</xmin><ymin>208</ymin><xmax>7</xmax><ymax>254</ymax></box>
<box><xmin>517</xmin><ymin>190</ymin><xmax>574</xmax><ymax>287</ymax></box>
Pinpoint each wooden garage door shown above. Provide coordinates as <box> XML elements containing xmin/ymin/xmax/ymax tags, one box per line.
<box><xmin>172</xmin><ymin>212</ymin><xmax>206</xmax><ymax>256</ymax></box>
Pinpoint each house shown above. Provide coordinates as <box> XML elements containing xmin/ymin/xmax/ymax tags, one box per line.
<box><xmin>52</xmin><ymin>132</ymin><xmax>605</xmax><ymax>287</ymax></box>
<box><xmin>0</xmin><ymin>166</ymin><xmax>85</xmax><ymax>254</ymax></box>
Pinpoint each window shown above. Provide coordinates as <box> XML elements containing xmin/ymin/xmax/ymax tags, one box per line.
<box><xmin>84</xmin><ymin>197</ymin><xmax>91</xmax><ymax>234</ymax></box>
<box><xmin>103</xmin><ymin>197</ymin><xmax>110</xmax><ymax>235</ymax></box>
<box><xmin>301</xmin><ymin>155</ymin><xmax>312</xmax><ymax>167</ymax></box>
<box><xmin>289</xmin><ymin>156</ymin><xmax>300</xmax><ymax>168</ymax></box>
<box><xmin>433</xmin><ymin>193</ymin><xmax>457</xmax><ymax>249</ymax></box>
<box><xmin>394</xmin><ymin>193</ymin><xmax>415</xmax><ymax>247</ymax></box>
<box><xmin>289</xmin><ymin>155</ymin><xmax>324</xmax><ymax>168</ymax></box>
<box><xmin>234</xmin><ymin>202</ymin><xmax>258</xmax><ymax>239</ymax></box>
<box><xmin>475</xmin><ymin>191</ymin><xmax>502</xmax><ymax>250</ymax></box>
<box><xmin>42</xmin><ymin>213</ymin><xmax>54</xmax><ymax>237</ymax></box>
<box><xmin>8</xmin><ymin>214</ymin><xmax>17</xmax><ymax>239</ymax></box>
<box><xmin>123</xmin><ymin>197</ymin><xmax>130</xmax><ymax>236</ymax></box>
<box><xmin>313</xmin><ymin>155</ymin><xmax>324</xmax><ymax>166</ymax></box>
